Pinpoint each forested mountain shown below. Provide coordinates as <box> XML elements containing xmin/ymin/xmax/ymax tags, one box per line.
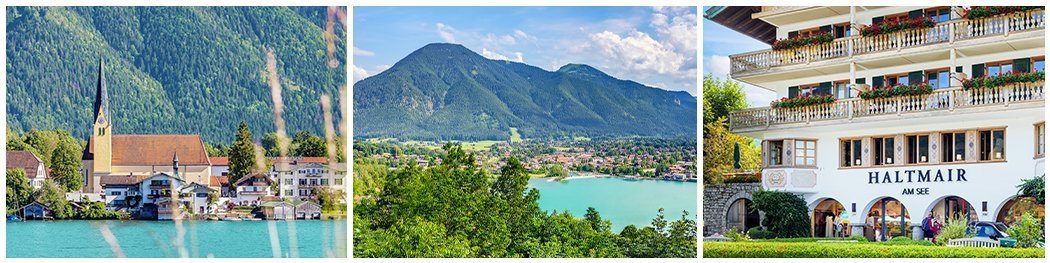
<box><xmin>353</xmin><ymin>43</ymin><xmax>697</xmax><ymax>141</ymax></box>
<box><xmin>6</xmin><ymin>6</ymin><xmax>346</xmax><ymax>144</ymax></box>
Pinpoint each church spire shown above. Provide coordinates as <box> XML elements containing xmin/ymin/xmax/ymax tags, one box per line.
<box><xmin>173</xmin><ymin>150</ymin><xmax>180</xmax><ymax>177</ymax></box>
<box><xmin>93</xmin><ymin>56</ymin><xmax>110</xmax><ymax>125</ymax></box>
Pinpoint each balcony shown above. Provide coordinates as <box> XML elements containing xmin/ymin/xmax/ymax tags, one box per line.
<box><xmin>730</xmin><ymin>9</ymin><xmax>1045</xmax><ymax>76</ymax></box>
<box><xmin>730</xmin><ymin>82</ymin><xmax>1044</xmax><ymax>132</ymax></box>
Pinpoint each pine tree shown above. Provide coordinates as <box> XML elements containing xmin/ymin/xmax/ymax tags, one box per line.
<box><xmin>228</xmin><ymin>121</ymin><xmax>256</xmax><ymax>186</ymax></box>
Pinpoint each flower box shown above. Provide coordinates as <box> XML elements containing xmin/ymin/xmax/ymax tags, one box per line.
<box><xmin>858</xmin><ymin>83</ymin><xmax>933</xmax><ymax>100</ymax></box>
<box><xmin>962</xmin><ymin>71</ymin><xmax>1045</xmax><ymax>91</ymax></box>
<box><xmin>772</xmin><ymin>31</ymin><xmax>834</xmax><ymax>51</ymax></box>
<box><xmin>859</xmin><ymin>17</ymin><xmax>935</xmax><ymax>37</ymax></box>
<box><xmin>770</xmin><ymin>94</ymin><xmax>835</xmax><ymax>109</ymax></box>
<box><xmin>963</xmin><ymin>6</ymin><xmax>1042</xmax><ymax>20</ymax></box>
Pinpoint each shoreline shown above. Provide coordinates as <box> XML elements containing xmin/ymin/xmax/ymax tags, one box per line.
<box><xmin>541</xmin><ymin>172</ymin><xmax>698</xmax><ymax>183</ymax></box>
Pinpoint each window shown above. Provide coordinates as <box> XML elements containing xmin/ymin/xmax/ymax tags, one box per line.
<box><xmin>110</xmin><ymin>191</ymin><xmax>121</xmax><ymax>196</ymax></box>
<box><xmin>285</xmin><ymin>179</ymin><xmax>293</xmax><ymax>185</ymax></box>
<box><xmin>942</xmin><ymin>132</ymin><xmax>967</xmax><ymax>162</ymax></box>
<box><xmin>873</xmin><ymin>137</ymin><xmax>895</xmax><ymax>165</ymax></box>
<box><xmin>1036</xmin><ymin>123</ymin><xmax>1045</xmax><ymax>158</ymax></box>
<box><xmin>926</xmin><ymin>69</ymin><xmax>950</xmax><ymax>89</ymax></box>
<box><xmin>794</xmin><ymin>140</ymin><xmax>816</xmax><ymax>166</ymax></box>
<box><xmin>841</xmin><ymin>139</ymin><xmax>863</xmax><ymax>167</ymax></box>
<box><xmin>906</xmin><ymin>135</ymin><xmax>930</xmax><ymax>164</ymax></box>
<box><xmin>286</xmin><ymin>190</ymin><xmax>294</xmax><ymax>196</ymax></box>
<box><xmin>335</xmin><ymin>179</ymin><xmax>344</xmax><ymax>185</ymax></box>
<box><xmin>987</xmin><ymin>61</ymin><xmax>1014</xmax><ymax>76</ymax></box>
<box><xmin>1035</xmin><ymin>58</ymin><xmax>1045</xmax><ymax>72</ymax></box>
<box><xmin>979</xmin><ymin>129</ymin><xmax>1006</xmax><ymax>161</ymax></box>
<box><xmin>768</xmin><ymin>140</ymin><xmax>784</xmax><ymax>166</ymax></box>
<box><xmin>798</xmin><ymin>84</ymin><xmax>819</xmax><ymax>97</ymax></box>
<box><xmin>834</xmin><ymin>81</ymin><xmax>851</xmax><ymax>99</ymax></box>
<box><xmin>310</xmin><ymin>179</ymin><xmax>318</xmax><ymax>185</ymax></box>
<box><xmin>299</xmin><ymin>179</ymin><xmax>307</xmax><ymax>185</ymax></box>
<box><xmin>925</xmin><ymin>7</ymin><xmax>952</xmax><ymax>23</ymax></box>
<box><xmin>196</xmin><ymin>193</ymin><xmax>208</xmax><ymax>198</ymax></box>
<box><xmin>321</xmin><ymin>179</ymin><xmax>329</xmax><ymax>185</ymax></box>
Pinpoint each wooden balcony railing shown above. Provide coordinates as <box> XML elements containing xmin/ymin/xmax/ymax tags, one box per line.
<box><xmin>729</xmin><ymin>82</ymin><xmax>1045</xmax><ymax>131</ymax></box>
<box><xmin>729</xmin><ymin>9</ymin><xmax>1045</xmax><ymax>75</ymax></box>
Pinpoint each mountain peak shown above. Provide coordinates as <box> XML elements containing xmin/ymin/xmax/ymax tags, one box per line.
<box><xmin>557</xmin><ymin>63</ymin><xmax>610</xmax><ymax>78</ymax></box>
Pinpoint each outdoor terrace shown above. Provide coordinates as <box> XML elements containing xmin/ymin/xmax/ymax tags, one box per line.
<box><xmin>730</xmin><ymin>9</ymin><xmax>1045</xmax><ymax>77</ymax></box>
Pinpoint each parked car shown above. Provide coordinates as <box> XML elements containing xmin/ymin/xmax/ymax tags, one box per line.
<box><xmin>966</xmin><ymin>221</ymin><xmax>1011</xmax><ymax>240</ymax></box>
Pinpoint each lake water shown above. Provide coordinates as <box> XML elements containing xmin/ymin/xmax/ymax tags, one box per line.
<box><xmin>529</xmin><ymin>177</ymin><xmax>697</xmax><ymax>231</ymax></box>
<box><xmin>6</xmin><ymin>220</ymin><xmax>346</xmax><ymax>258</ymax></box>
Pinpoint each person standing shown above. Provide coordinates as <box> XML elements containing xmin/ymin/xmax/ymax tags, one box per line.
<box><xmin>922</xmin><ymin>212</ymin><xmax>934</xmax><ymax>241</ymax></box>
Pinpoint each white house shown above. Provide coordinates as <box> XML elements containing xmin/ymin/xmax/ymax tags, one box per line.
<box><xmin>7</xmin><ymin>150</ymin><xmax>48</xmax><ymax>189</ymax></box>
<box><xmin>234</xmin><ymin>173</ymin><xmax>274</xmax><ymax>206</ymax></box>
<box><xmin>180</xmin><ymin>182</ymin><xmax>217</xmax><ymax>215</ymax></box>
<box><xmin>707</xmin><ymin>6</ymin><xmax>1045</xmax><ymax>240</ymax></box>
<box><xmin>140</xmin><ymin>172</ymin><xmax>186</xmax><ymax>220</ymax></box>
<box><xmin>271</xmin><ymin>157</ymin><xmax>347</xmax><ymax>200</ymax></box>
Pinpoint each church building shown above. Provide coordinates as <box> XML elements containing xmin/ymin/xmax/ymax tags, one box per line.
<box><xmin>81</xmin><ymin>58</ymin><xmax>214</xmax><ymax>194</ymax></box>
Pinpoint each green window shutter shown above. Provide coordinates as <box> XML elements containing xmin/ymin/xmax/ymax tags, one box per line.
<box><xmin>788</xmin><ymin>31</ymin><xmax>799</xmax><ymax>39</ymax></box>
<box><xmin>873</xmin><ymin>76</ymin><xmax>885</xmax><ymax>88</ymax></box>
<box><xmin>856</xmin><ymin>78</ymin><xmax>866</xmax><ymax>84</ymax></box>
<box><xmin>819</xmin><ymin>82</ymin><xmax>833</xmax><ymax>95</ymax></box>
<box><xmin>872</xmin><ymin>16</ymin><xmax>884</xmax><ymax>24</ymax></box>
<box><xmin>1014</xmin><ymin>58</ymin><xmax>1031</xmax><ymax>73</ymax></box>
<box><xmin>972</xmin><ymin>63</ymin><xmax>985</xmax><ymax>78</ymax></box>
<box><xmin>909</xmin><ymin>71</ymin><xmax>924</xmax><ymax>85</ymax></box>
<box><xmin>956</xmin><ymin>66</ymin><xmax>963</xmax><ymax>73</ymax></box>
<box><xmin>909</xmin><ymin>9</ymin><xmax>924</xmax><ymax>19</ymax></box>
<box><xmin>789</xmin><ymin>86</ymin><xmax>799</xmax><ymax>98</ymax></box>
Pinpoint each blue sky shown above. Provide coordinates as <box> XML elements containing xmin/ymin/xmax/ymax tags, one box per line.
<box><xmin>354</xmin><ymin>6</ymin><xmax>697</xmax><ymax>95</ymax></box>
<box><xmin>701</xmin><ymin>7</ymin><xmax>776</xmax><ymax>106</ymax></box>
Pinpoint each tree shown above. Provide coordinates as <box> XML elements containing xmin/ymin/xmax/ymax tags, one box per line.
<box><xmin>51</xmin><ymin>138</ymin><xmax>83</xmax><ymax>191</ymax></box>
<box><xmin>6</xmin><ymin>168</ymin><xmax>32</xmax><ymax>215</ymax></box>
<box><xmin>751</xmin><ymin>190</ymin><xmax>811</xmax><ymax>238</ymax></box>
<box><xmin>204</xmin><ymin>142</ymin><xmax>227</xmax><ymax>157</ymax></box>
<box><xmin>316</xmin><ymin>187</ymin><xmax>345</xmax><ymax>211</ymax></box>
<box><xmin>703</xmin><ymin>118</ymin><xmax>760</xmax><ymax>184</ymax></box>
<box><xmin>585</xmin><ymin>207</ymin><xmax>611</xmax><ymax>233</ymax></box>
<box><xmin>292</xmin><ymin>131</ymin><xmax>326</xmax><ymax>157</ymax></box>
<box><xmin>228</xmin><ymin>121</ymin><xmax>256</xmax><ymax>186</ymax></box>
<box><xmin>33</xmin><ymin>181</ymin><xmax>73</xmax><ymax>219</ymax></box>
<box><xmin>1017</xmin><ymin>174</ymin><xmax>1045</xmax><ymax>205</ymax></box>
<box><xmin>261</xmin><ymin>132</ymin><xmax>284</xmax><ymax>157</ymax></box>
<box><xmin>702</xmin><ymin>74</ymin><xmax>748</xmax><ymax>128</ymax></box>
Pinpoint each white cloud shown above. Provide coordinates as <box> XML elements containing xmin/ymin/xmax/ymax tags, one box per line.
<box><xmin>374</xmin><ymin>64</ymin><xmax>391</xmax><ymax>73</ymax></box>
<box><xmin>436</xmin><ymin>23</ymin><xmax>458</xmax><ymax>43</ymax></box>
<box><xmin>704</xmin><ymin>55</ymin><xmax>775</xmax><ymax>106</ymax></box>
<box><xmin>352</xmin><ymin>65</ymin><xmax>370</xmax><ymax>83</ymax></box>
<box><xmin>353</xmin><ymin>46</ymin><xmax>375</xmax><ymax>56</ymax></box>
<box><xmin>481</xmin><ymin>48</ymin><xmax>524</xmax><ymax>63</ymax></box>
<box><xmin>589</xmin><ymin>30</ymin><xmax>684</xmax><ymax>75</ymax></box>
<box><xmin>704</xmin><ymin>55</ymin><xmax>731</xmax><ymax>78</ymax></box>
<box><xmin>514</xmin><ymin>29</ymin><xmax>538</xmax><ymax>42</ymax></box>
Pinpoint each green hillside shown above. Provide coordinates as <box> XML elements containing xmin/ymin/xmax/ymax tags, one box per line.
<box><xmin>6</xmin><ymin>6</ymin><xmax>346</xmax><ymax>144</ymax></box>
<box><xmin>353</xmin><ymin>43</ymin><xmax>697</xmax><ymax>141</ymax></box>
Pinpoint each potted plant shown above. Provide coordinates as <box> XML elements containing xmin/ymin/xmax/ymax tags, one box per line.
<box><xmin>770</xmin><ymin>94</ymin><xmax>836</xmax><ymax>109</ymax></box>
<box><xmin>772</xmin><ymin>31</ymin><xmax>834</xmax><ymax>51</ymax></box>
<box><xmin>858</xmin><ymin>83</ymin><xmax>934</xmax><ymax>100</ymax></box>
<box><xmin>962</xmin><ymin>71</ymin><xmax>1045</xmax><ymax>91</ymax></box>
<box><xmin>963</xmin><ymin>6</ymin><xmax>1042</xmax><ymax>20</ymax></box>
<box><xmin>860</xmin><ymin>16</ymin><xmax>936</xmax><ymax>37</ymax></box>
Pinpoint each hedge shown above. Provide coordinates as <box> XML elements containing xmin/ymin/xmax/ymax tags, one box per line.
<box><xmin>704</xmin><ymin>241</ymin><xmax>1044</xmax><ymax>258</ymax></box>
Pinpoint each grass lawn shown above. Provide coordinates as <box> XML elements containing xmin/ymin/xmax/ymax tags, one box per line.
<box><xmin>704</xmin><ymin>241</ymin><xmax>1044</xmax><ymax>258</ymax></box>
<box><xmin>509</xmin><ymin>127</ymin><xmax>522</xmax><ymax>142</ymax></box>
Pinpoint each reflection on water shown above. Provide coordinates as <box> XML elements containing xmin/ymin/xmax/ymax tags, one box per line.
<box><xmin>6</xmin><ymin>220</ymin><xmax>347</xmax><ymax>258</ymax></box>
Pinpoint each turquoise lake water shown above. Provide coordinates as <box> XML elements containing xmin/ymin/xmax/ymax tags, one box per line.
<box><xmin>6</xmin><ymin>220</ymin><xmax>346</xmax><ymax>258</ymax></box>
<box><xmin>529</xmin><ymin>177</ymin><xmax>697</xmax><ymax>231</ymax></box>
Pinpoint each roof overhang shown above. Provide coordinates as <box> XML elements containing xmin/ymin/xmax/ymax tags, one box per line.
<box><xmin>704</xmin><ymin>6</ymin><xmax>776</xmax><ymax>45</ymax></box>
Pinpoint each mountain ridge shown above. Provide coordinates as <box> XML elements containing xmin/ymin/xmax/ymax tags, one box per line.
<box><xmin>353</xmin><ymin>43</ymin><xmax>696</xmax><ymax>141</ymax></box>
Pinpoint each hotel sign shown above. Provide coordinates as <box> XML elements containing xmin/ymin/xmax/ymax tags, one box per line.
<box><xmin>867</xmin><ymin>168</ymin><xmax>968</xmax><ymax>196</ymax></box>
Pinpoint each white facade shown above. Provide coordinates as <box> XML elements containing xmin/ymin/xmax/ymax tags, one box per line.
<box><xmin>273</xmin><ymin>161</ymin><xmax>347</xmax><ymax>200</ymax></box>
<box><xmin>721</xmin><ymin>6</ymin><xmax>1045</xmax><ymax>240</ymax></box>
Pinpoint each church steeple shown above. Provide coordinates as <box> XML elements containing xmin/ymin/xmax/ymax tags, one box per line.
<box><xmin>172</xmin><ymin>150</ymin><xmax>180</xmax><ymax>177</ymax></box>
<box><xmin>93</xmin><ymin>56</ymin><xmax>110</xmax><ymax>126</ymax></box>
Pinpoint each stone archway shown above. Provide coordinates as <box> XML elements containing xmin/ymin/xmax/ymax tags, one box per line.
<box><xmin>995</xmin><ymin>196</ymin><xmax>1044</xmax><ymax>226</ymax></box>
<box><xmin>702</xmin><ymin>182</ymin><xmax>763</xmax><ymax>236</ymax></box>
<box><xmin>810</xmin><ymin>198</ymin><xmax>846</xmax><ymax>238</ymax></box>
<box><xmin>726</xmin><ymin>198</ymin><xmax>760</xmax><ymax>233</ymax></box>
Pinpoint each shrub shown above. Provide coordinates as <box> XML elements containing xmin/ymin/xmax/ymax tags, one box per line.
<box><xmin>747</xmin><ymin>228</ymin><xmax>774</xmax><ymax>240</ymax></box>
<box><xmin>772</xmin><ymin>31</ymin><xmax>834</xmax><ymax>51</ymax></box>
<box><xmin>703</xmin><ymin>242</ymin><xmax>1044</xmax><ymax>258</ymax></box>
<box><xmin>848</xmin><ymin>235</ymin><xmax>868</xmax><ymax>242</ymax></box>
<box><xmin>934</xmin><ymin>214</ymin><xmax>972</xmax><ymax>245</ymax></box>
<box><xmin>770</xmin><ymin>94</ymin><xmax>835</xmax><ymax>109</ymax></box>
<box><xmin>859</xmin><ymin>17</ymin><xmax>935</xmax><ymax>37</ymax></box>
<box><xmin>885</xmin><ymin>236</ymin><xmax>935</xmax><ymax>246</ymax></box>
<box><xmin>963</xmin><ymin>6</ymin><xmax>1042</xmax><ymax>20</ymax></box>
<box><xmin>751</xmin><ymin>190</ymin><xmax>811</xmax><ymax>238</ymax></box>
<box><xmin>724</xmin><ymin>226</ymin><xmax>750</xmax><ymax>242</ymax></box>
<box><xmin>962</xmin><ymin>71</ymin><xmax>1045</xmax><ymax>90</ymax></box>
<box><xmin>1006</xmin><ymin>212</ymin><xmax>1044</xmax><ymax>248</ymax></box>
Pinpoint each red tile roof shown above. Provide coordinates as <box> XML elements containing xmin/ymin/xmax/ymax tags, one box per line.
<box><xmin>209</xmin><ymin>175</ymin><xmax>229</xmax><ymax>187</ymax></box>
<box><xmin>87</xmin><ymin>134</ymin><xmax>211</xmax><ymax>166</ymax></box>
<box><xmin>6</xmin><ymin>151</ymin><xmax>45</xmax><ymax>178</ymax></box>
<box><xmin>209</xmin><ymin>157</ymin><xmax>229</xmax><ymax>166</ymax></box>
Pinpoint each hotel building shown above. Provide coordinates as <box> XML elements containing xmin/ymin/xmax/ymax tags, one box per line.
<box><xmin>706</xmin><ymin>6</ymin><xmax>1044</xmax><ymax>240</ymax></box>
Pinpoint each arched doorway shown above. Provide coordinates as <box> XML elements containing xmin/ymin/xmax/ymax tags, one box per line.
<box><xmin>726</xmin><ymin>198</ymin><xmax>760</xmax><ymax>233</ymax></box>
<box><xmin>812</xmin><ymin>198</ymin><xmax>847</xmax><ymax>238</ymax></box>
<box><xmin>864</xmin><ymin>197</ymin><xmax>910</xmax><ymax>241</ymax></box>
<box><xmin>996</xmin><ymin>196</ymin><xmax>1045</xmax><ymax>226</ymax></box>
<box><xmin>926</xmin><ymin>195</ymin><xmax>978</xmax><ymax>223</ymax></box>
